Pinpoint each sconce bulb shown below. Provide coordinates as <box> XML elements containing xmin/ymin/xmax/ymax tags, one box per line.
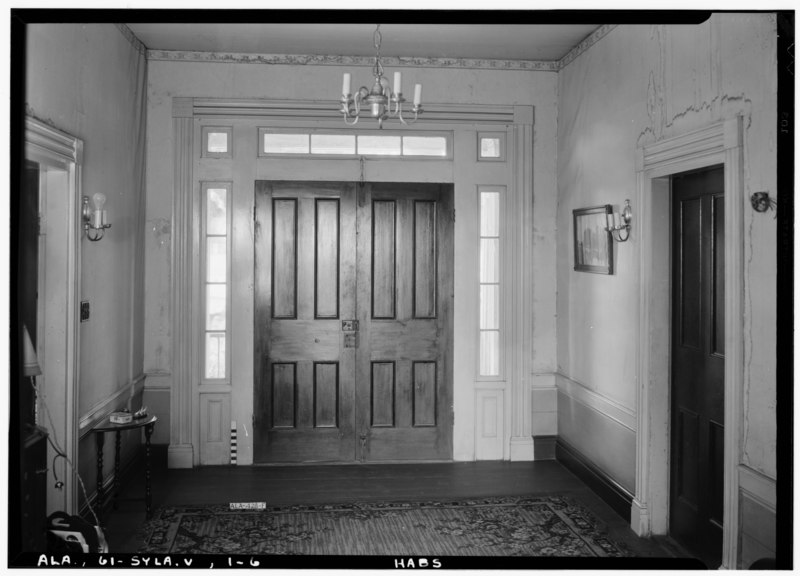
<box><xmin>622</xmin><ymin>199</ymin><xmax>632</xmax><ymax>225</ymax></box>
<box><xmin>92</xmin><ymin>193</ymin><xmax>107</xmax><ymax>211</ymax></box>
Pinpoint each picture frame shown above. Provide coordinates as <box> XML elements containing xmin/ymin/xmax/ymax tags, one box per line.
<box><xmin>573</xmin><ymin>205</ymin><xmax>614</xmax><ymax>274</ymax></box>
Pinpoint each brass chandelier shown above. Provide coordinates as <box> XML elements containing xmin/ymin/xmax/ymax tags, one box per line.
<box><xmin>340</xmin><ymin>24</ymin><xmax>423</xmax><ymax>129</ymax></box>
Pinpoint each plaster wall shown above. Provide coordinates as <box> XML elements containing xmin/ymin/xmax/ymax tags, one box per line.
<box><xmin>25</xmin><ymin>23</ymin><xmax>148</xmax><ymax>505</ymax></box>
<box><xmin>556</xmin><ymin>14</ymin><xmax>776</xmax><ymax>491</ymax></box>
<box><xmin>143</xmin><ymin>60</ymin><xmax>559</xmax><ymax>457</ymax></box>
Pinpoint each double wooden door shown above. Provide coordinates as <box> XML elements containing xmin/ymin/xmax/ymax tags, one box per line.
<box><xmin>254</xmin><ymin>181</ymin><xmax>453</xmax><ymax>463</ymax></box>
<box><xmin>670</xmin><ymin>165</ymin><xmax>725</xmax><ymax>567</ymax></box>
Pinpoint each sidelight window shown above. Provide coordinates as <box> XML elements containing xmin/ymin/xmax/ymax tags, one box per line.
<box><xmin>202</xmin><ymin>182</ymin><xmax>231</xmax><ymax>380</ymax></box>
<box><xmin>479</xmin><ymin>187</ymin><xmax>503</xmax><ymax>377</ymax></box>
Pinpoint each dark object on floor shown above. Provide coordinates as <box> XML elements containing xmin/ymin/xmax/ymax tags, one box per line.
<box><xmin>749</xmin><ymin>557</ymin><xmax>776</xmax><ymax>569</ymax></box>
<box><xmin>140</xmin><ymin>495</ymin><xmax>630</xmax><ymax>557</ymax></box>
<box><xmin>47</xmin><ymin>512</ymin><xmax>108</xmax><ymax>554</ymax></box>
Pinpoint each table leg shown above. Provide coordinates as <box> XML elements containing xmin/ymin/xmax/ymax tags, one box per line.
<box><xmin>96</xmin><ymin>431</ymin><xmax>105</xmax><ymax>515</ymax></box>
<box><xmin>145</xmin><ymin>423</ymin><xmax>154</xmax><ymax>519</ymax></box>
<box><xmin>113</xmin><ymin>431</ymin><xmax>121</xmax><ymax>510</ymax></box>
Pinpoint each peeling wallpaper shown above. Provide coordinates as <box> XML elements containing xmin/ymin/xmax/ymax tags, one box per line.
<box><xmin>556</xmin><ymin>14</ymin><xmax>777</xmax><ymax>479</ymax></box>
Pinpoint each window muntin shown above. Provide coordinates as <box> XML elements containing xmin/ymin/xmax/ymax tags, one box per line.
<box><xmin>260</xmin><ymin>129</ymin><xmax>451</xmax><ymax>158</ymax></box>
<box><xmin>202</xmin><ymin>183</ymin><xmax>231</xmax><ymax>381</ymax></box>
<box><xmin>478</xmin><ymin>188</ymin><xmax>502</xmax><ymax>377</ymax></box>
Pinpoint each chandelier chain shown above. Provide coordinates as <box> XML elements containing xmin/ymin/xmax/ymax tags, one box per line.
<box><xmin>373</xmin><ymin>24</ymin><xmax>383</xmax><ymax>79</ymax></box>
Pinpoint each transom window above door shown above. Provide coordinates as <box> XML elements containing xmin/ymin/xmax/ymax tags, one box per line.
<box><xmin>258</xmin><ymin>129</ymin><xmax>450</xmax><ymax>159</ymax></box>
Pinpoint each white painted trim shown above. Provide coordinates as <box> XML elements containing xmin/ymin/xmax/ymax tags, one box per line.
<box><xmin>634</xmin><ymin>117</ymin><xmax>745</xmax><ymax>570</ymax></box>
<box><xmin>508</xmin><ymin>117</ymin><xmax>534</xmax><ymax>461</ymax></box>
<box><xmin>172</xmin><ymin>98</ymin><xmax>533</xmax><ymax>466</ymax></box>
<box><xmin>168</xmin><ymin>107</ymin><xmax>196</xmax><ymax>468</ymax></box>
<box><xmin>738</xmin><ymin>465</ymin><xmax>776</xmax><ymax>511</ymax></box>
<box><xmin>78</xmin><ymin>374</ymin><xmax>147</xmax><ymax>436</ymax></box>
<box><xmin>555</xmin><ymin>373</ymin><xmax>636</xmax><ymax>432</ymax></box>
<box><xmin>78</xmin><ymin>374</ymin><xmax>145</xmax><ymax>438</ymax></box>
<box><xmin>191</xmin><ymin>98</ymin><xmax>517</xmax><ymax>126</ymax></box>
<box><xmin>144</xmin><ymin>371</ymin><xmax>172</xmax><ymax>390</ymax></box>
<box><xmin>24</xmin><ymin>116</ymin><xmax>82</xmax><ymax>516</ymax></box>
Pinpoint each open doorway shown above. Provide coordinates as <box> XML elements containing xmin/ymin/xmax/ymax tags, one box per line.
<box><xmin>22</xmin><ymin>117</ymin><xmax>83</xmax><ymax>518</ymax></box>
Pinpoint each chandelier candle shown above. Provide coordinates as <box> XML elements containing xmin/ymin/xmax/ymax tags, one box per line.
<box><xmin>339</xmin><ymin>24</ymin><xmax>423</xmax><ymax>128</ymax></box>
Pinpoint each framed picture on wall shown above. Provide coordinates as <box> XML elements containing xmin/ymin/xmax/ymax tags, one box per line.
<box><xmin>573</xmin><ymin>205</ymin><xmax>613</xmax><ymax>274</ymax></box>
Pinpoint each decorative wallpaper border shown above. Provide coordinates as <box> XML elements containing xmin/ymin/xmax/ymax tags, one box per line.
<box><xmin>116</xmin><ymin>23</ymin><xmax>148</xmax><ymax>57</ymax></box>
<box><xmin>557</xmin><ymin>24</ymin><xmax>617</xmax><ymax>69</ymax></box>
<box><xmin>146</xmin><ymin>50</ymin><xmax>561</xmax><ymax>71</ymax></box>
<box><xmin>143</xmin><ymin>24</ymin><xmax>618</xmax><ymax>71</ymax></box>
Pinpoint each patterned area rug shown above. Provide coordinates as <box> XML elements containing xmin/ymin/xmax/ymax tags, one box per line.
<box><xmin>140</xmin><ymin>495</ymin><xmax>630</xmax><ymax>556</ymax></box>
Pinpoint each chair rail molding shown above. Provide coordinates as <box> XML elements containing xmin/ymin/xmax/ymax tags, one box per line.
<box><xmin>633</xmin><ymin>116</ymin><xmax>744</xmax><ymax>570</ymax></box>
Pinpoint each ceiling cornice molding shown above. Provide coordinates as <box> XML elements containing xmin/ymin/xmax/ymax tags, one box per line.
<box><xmin>557</xmin><ymin>24</ymin><xmax>617</xmax><ymax>70</ymax></box>
<box><xmin>146</xmin><ymin>50</ymin><xmax>560</xmax><ymax>72</ymax></box>
<box><xmin>145</xmin><ymin>24</ymin><xmax>615</xmax><ymax>72</ymax></box>
<box><xmin>115</xmin><ymin>24</ymin><xmax>148</xmax><ymax>57</ymax></box>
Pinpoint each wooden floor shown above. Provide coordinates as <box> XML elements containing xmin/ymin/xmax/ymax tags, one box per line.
<box><xmin>101</xmin><ymin>447</ymin><xmax>687</xmax><ymax>561</ymax></box>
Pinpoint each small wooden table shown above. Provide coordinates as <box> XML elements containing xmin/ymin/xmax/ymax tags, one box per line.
<box><xmin>94</xmin><ymin>414</ymin><xmax>157</xmax><ymax>519</ymax></box>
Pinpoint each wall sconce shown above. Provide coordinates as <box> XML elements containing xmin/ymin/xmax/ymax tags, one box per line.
<box><xmin>82</xmin><ymin>193</ymin><xmax>111</xmax><ymax>241</ymax></box>
<box><xmin>606</xmin><ymin>199</ymin><xmax>632</xmax><ymax>242</ymax></box>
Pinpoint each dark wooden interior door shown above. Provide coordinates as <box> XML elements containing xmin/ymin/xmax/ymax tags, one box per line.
<box><xmin>670</xmin><ymin>166</ymin><xmax>725</xmax><ymax>567</ymax></box>
<box><xmin>254</xmin><ymin>181</ymin><xmax>454</xmax><ymax>463</ymax></box>
<box><xmin>254</xmin><ymin>181</ymin><xmax>358</xmax><ymax>463</ymax></box>
<box><xmin>355</xmin><ymin>183</ymin><xmax>454</xmax><ymax>462</ymax></box>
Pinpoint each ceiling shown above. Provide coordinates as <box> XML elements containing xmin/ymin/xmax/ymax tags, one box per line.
<box><xmin>126</xmin><ymin>24</ymin><xmax>601</xmax><ymax>62</ymax></box>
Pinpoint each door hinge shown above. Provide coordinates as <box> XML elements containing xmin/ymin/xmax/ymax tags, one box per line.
<box><xmin>452</xmin><ymin>209</ymin><xmax>456</xmax><ymax>223</ymax></box>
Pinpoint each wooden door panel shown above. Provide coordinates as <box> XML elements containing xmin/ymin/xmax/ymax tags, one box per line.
<box><xmin>255</xmin><ymin>181</ymin><xmax>357</xmax><ymax>463</ymax></box>
<box><xmin>371</xmin><ymin>200</ymin><xmax>397</xmax><ymax>319</ymax></box>
<box><xmin>711</xmin><ymin>195</ymin><xmax>725</xmax><ymax>356</ymax></box>
<box><xmin>413</xmin><ymin>200</ymin><xmax>438</xmax><ymax>319</ymax></box>
<box><xmin>678</xmin><ymin>197</ymin><xmax>702</xmax><ymax>351</ymax></box>
<box><xmin>412</xmin><ymin>361</ymin><xmax>437</xmax><ymax>427</ymax></box>
<box><xmin>357</xmin><ymin>183</ymin><xmax>454</xmax><ymax>462</ymax></box>
<box><xmin>272</xmin><ymin>199</ymin><xmax>298</xmax><ymax>319</ymax></box>
<box><xmin>315</xmin><ymin>199</ymin><xmax>340</xmax><ymax>319</ymax></box>
<box><xmin>670</xmin><ymin>166</ymin><xmax>724</xmax><ymax>567</ymax></box>
<box><xmin>255</xmin><ymin>180</ymin><xmax>452</xmax><ymax>464</ymax></box>
<box><xmin>370</xmin><ymin>361</ymin><xmax>396</xmax><ymax>427</ymax></box>
<box><xmin>313</xmin><ymin>362</ymin><xmax>340</xmax><ymax>427</ymax></box>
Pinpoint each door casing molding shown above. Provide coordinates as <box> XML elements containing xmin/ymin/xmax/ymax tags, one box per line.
<box><xmin>169</xmin><ymin>97</ymin><xmax>535</xmax><ymax>466</ymax></box>
<box><xmin>24</xmin><ymin>116</ymin><xmax>83</xmax><ymax>514</ymax></box>
<box><xmin>632</xmin><ymin>117</ymin><xmax>744</xmax><ymax>569</ymax></box>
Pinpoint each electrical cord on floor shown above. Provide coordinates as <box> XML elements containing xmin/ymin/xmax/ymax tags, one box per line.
<box><xmin>32</xmin><ymin>379</ymin><xmax>101</xmax><ymax>528</ymax></box>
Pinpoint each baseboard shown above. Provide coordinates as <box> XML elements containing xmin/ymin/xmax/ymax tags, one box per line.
<box><xmin>555</xmin><ymin>438</ymin><xmax>633</xmax><ymax>522</ymax></box>
<box><xmin>533</xmin><ymin>435</ymin><xmax>556</xmax><ymax>460</ymax></box>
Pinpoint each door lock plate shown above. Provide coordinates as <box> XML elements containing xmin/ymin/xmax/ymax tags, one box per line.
<box><xmin>343</xmin><ymin>333</ymin><xmax>359</xmax><ymax>349</ymax></box>
<box><xmin>341</xmin><ymin>320</ymin><xmax>359</xmax><ymax>332</ymax></box>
